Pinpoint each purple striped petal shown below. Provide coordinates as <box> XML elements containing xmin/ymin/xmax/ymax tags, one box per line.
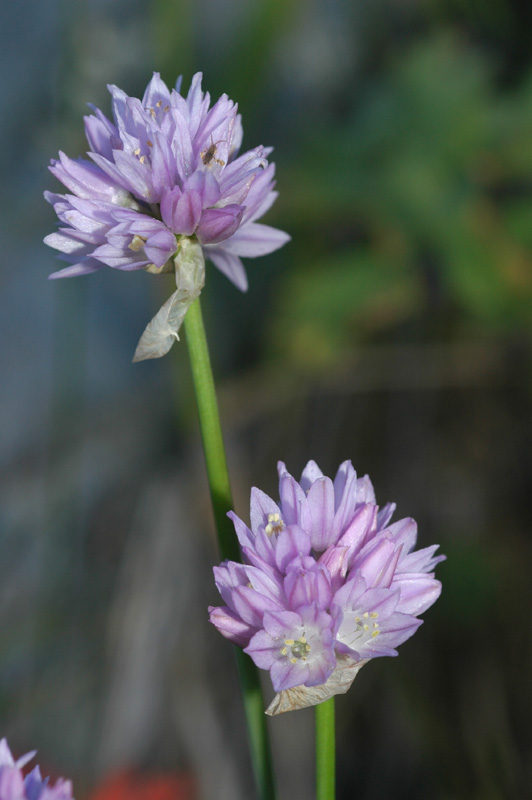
<box><xmin>208</xmin><ymin>605</ymin><xmax>256</xmax><ymax>647</ymax></box>
<box><xmin>274</xmin><ymin>525</ymin><xmax>312</xmax><ymax>572</ymax></box>
<box><xmin>306</xmin><ymin>476</ymin><xmax>335</xmax><ymax>551</ymax></box>
<box><xmin>220</xmin><ymin>222</ymin><xmax>290</xmax><ymax>257</ymax></box>
<box><xmin>196</xmin><ymin>205</ymin><xmax>244</xmax><ymax>245</ymax></box>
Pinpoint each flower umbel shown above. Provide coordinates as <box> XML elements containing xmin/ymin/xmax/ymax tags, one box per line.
<box><xmin>0</xmin><ymin>738</ymin><xmax>74</xmax><ymax>800</ymax></box>
<box><xmin>44</xmin><ymin>73</ymin><xmax>290</xmax><ymax>361</ymax></box>
<box><xmin>209</xmin><ymin>460</ymin><xmax>444</xmax><ymax>714</ymax></box>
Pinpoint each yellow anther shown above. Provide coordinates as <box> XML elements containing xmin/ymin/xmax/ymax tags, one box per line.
<box><xmin>371</xmin><ymin>630</ymin><xmax>380</xmax><ymax>638</ymax></box>
<box><xmin>290</xmin><ymin>658</ymin><xmax>298</xmax><ymax>664</ymax></box>
<box><xmin>163</xmin><ymin>105</ymin><xmax>170</xmax><ymax>112</ymax></box>
<box><xmin>305</xmin><ymin>644</ymin><xmax>311</xmax><ymax>651</ymax></box>
<box><xmin>133</xmin><ymin>148</ymin><xmax>141</xmax><ymax>156</ymax></box>
<box><xmin>363</xmin><ymin>612</ymin><xmax>369</xmax><ymax>618</ymax></box>
<box><xmin>370</xmin><ymin>612</ymin><xmax>378</xmax><ymax>619</ymax></box>
<box><xmin>285</xmin><ymin>639</ymin><xmax>294</xmax><ymax>645</ymax></box>
<box><xmin>300</xmin><ymin>636</ymin><xmax>307</xmax><ymax>644</ymax></box>
<box><xmin>373</xmin><ymin>622</ymin><xmax>379</xmax><ymax>629</ymax></box>
<box><xmin>265</xmin><ymin>513</ymin><xmax>284</xmax><ymax>537</ymax></box>
<box><xmin>280</xmin><ymin>647</ymin><xmax>287</xmax><ymax>656</ymax></box>
<box><xmin>149</xmin><ymin>108</ymin><xmax>156</xmax><ymax>118</ymax></box>
<box><xmin>156</xmin><ymin>100</ymin><xmax>162</xmax><ymax>107</ymax></box>
<box><xmin>139</xmin><ymin>155</ymin><xmax>146</xmax><ymax>164</ymax></box>
<box><xmin>363</xmin><ymin>624</ymin><xmax>369</xmax><ymax>631</ymax></box>
<box><xmin>355</xmin><ymin>617</ymin><xmax>361</xmax><ymax>623</ymax></box>
<box><xmin>128</xmin><ymin>234</ymin><xmax>147</xmax><ymax>252</ymax></box>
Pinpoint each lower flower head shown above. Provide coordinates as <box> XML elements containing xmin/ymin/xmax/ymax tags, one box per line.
<box><xmin>209</xmin><ymin>460</ymin><xmax>445</xmax><ymax>713</ymax></box>
<box><xmin>44</xmin><ymin>72</ymin><xmax>290</xmax><ymax>361</ymax></box>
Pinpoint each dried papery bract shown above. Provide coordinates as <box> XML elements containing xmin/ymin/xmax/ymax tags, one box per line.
<box><xmin>266</xmin><ymin>656</ymin><xmax>368</xmax><ymax>715</ymax></box>
<box><xmin>210</xmin><ymin>460</ymin><xmax>445</xmax><ymax>712</ymax></box>
<box><xmin>133</xmin><ymin>239</ymin><xmax>205</xmax><ymax>361</ymax></box>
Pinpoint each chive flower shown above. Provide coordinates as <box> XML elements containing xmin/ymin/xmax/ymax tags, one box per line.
<box><xmin>0</xmin><ymin>739</ymin><xmax>73</xmax><ymax>800</ymax></box>
<box><xmin>209</xmin><ymin>461</ymin><xmax>444</xmax><ymax>714</ymax></box>
<box><xmin>44</xmin><ymin>73</ymin><xmax>289</xmax><ymax>361</ymax></box>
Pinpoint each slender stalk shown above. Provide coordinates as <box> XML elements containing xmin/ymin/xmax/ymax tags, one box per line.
<box><xmin>182</xmin><ymin>296</ymin><xmax>239</xmax><ymax>563</ymax></box>
<box><xmin>183</xmin><ymin>296</ymin><xmax>276</xmax><ymax>800</ymax></box>
<box><xmin>316</xmin><ymin>698</ymin><xmax>335</xmax><ymax>800</ymax></box>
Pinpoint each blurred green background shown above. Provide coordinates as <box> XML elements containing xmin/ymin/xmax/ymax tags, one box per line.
<box><xmin>1</xmin><ymin>0</ymin><xmax>531</xmax><ymax>798</ymax></box>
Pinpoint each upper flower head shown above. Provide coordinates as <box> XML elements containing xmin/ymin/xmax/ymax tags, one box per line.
<box><xmin>0</xmin><ymin>739</ymin><xmax>74</xmax><ymax>800</ymax></box>
<box><xmin>209</xmin><ymin>460</ymin><xmax>445</xmax><ymax>714</ymax></box>
<box><xmin>44</xmin><ymin>73</ymin><xmax>290</xmax><ymax>361</ymax></box>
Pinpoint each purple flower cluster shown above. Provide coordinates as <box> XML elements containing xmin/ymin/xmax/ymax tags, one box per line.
<box><xmin>44</xmin><ymin>73</ymin><xmax>289</xmax><ymax>360</ymax></box>
<box><xmin>0</xmin><ymin>739</ymin><xmax>73</xmax><ymax>800</ymax></box>
<box><xmin>209</xmin><ymin>461</ymin><xmax>444</xmax><ymax>713</ymax></box>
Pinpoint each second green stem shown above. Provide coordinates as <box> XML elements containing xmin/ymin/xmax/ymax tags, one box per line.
<box><xmin>183</xmin><ymin>296</ymin><xmax>276</xmax><ymax>800</ymax></box>
<box><xmin>316</xmin><ymin>698</ymin><xmax>335</xmax><ymax>800</ymax></box>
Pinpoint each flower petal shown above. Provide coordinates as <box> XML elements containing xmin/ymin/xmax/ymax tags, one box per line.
<box><xmin>274</xmin><ymin>525</ymin><xmax>311</xmax><ymax>572</ymax></box>
<box><xmin>220</xmin><ymin>222</ymin><xmax>291</xmax><ymax>257</ymax></box>
<box><xmin>160</xmin><ymin>186</ymin><xmax>203</xmax><ymax>235</ymax></box>
<box><xmin>48</xmin><ymin>260</ymin><xmax>105</xmax><ymax>279</ymax></box>
<box><xmin>208</xmin><ymin>605</ymin><xmax>255</xmax><ymax>647</ymax></box>
<box><xmin>249</xmin><ymin>487</ymin><xmax>282</xmax><ymax>534</ymax></box>
<box><xmin>306</xmin><ymin>477</ymin><xmax>335</xmax><ymax>551</ymax></box>
<box><xmin>196</xmin><ymin>205</ymin><xmax>244</xmax><ymax>245</ymax></box>
<box><xmin>299</xmin><ymin>460</ymin><xmax>324</xmax><ymax>491</ymax></box>
<box><xmin>392</xmin><ymin>575</ymin><xmax>442</xmax><ymax>615</ymax></box>
<box><xmin>204</xmin><ymin>248</ymin><xmax>248</xmax><ymax>291</ymax></box>
<box><xmin>142</xmin><ymin>72</ymin><xmax>171</xmax><ymax>108</ymax></box>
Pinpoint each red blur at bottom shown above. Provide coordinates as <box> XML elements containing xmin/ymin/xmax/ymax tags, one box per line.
<box><xmin>88</xmin><ymin>770</ymin><xmax>197</xmax><ymax>800</ymax></box>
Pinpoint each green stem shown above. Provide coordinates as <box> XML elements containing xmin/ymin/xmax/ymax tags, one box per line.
<box><xmin>316</xmin><ymin>698</ymin><xmax>335</xmax><ymax>800</ymax></box>
<box><xmin>183</xmin><ymin>296</ymin><xmax>276</xmax><ymax>800</ymax></box>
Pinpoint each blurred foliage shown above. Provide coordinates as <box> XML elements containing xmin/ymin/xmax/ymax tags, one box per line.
<box><xmin>272</xmin><ymin>34</ymin><xmax>532</xmax><ymax>370</ymax></box>
<box><xmin>151</xmin><ymin>0</ymin><xmax>194</xmax><ymax>84</ymax></box>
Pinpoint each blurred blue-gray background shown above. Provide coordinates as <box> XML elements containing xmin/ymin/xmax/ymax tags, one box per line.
<box><xmin>1</xmin><ymin>1</ymin><xmax>531</xmax><ymax>798</ymax></box>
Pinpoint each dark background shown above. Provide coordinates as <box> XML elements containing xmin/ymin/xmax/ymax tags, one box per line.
<box><xmin>1</xmin><ymin>0</ymin><xmax>531</xmax><ymax>798</ymax></box>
